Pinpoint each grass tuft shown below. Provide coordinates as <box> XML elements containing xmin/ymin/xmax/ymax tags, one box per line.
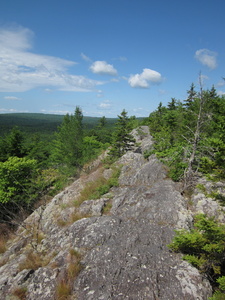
<box><xmin>55</xmin><ymin>249</ymin><xmax>83</xmax><ymax>299</ymax></box>
<box><xmin>19</xmin><ymin>251</ymin><xmax>50</xmax><ymax>271</ymax></box>
<box><xmin>74</xmin><ymin>165</ymin><xmax>121</xmax><ymax>207</ymax></box>
<box><xmin>0</xmin><ymin>237</ymin><xmax>7</xmax><ymax>254</ymax></box>
<box><xmin>56</xmin><ymin>280</ymin><xmax>71</xmax><ymax>300</ymax></box>
<box><xmin>102</xmin><ymin>201</ymin><xmax>112</xmax><ymax>215</ymax></box>
<box><xmin>12</xmin><ymin>286</ymin><xmax>27</xmax><ymax>300</ymax></box>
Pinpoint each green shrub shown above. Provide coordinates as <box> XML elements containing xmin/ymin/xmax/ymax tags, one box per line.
<box><xmin>168</xmin><ymin>214</ymin><xmax>225</xmax><ymax>296</ymax></box>
<box><xmin>0</xmin><ymin>156</ymin><xmax>38</xmax><ymax>205</ymax></box>
<box><xmin>209</xmin><ymin>291</ymin><xmax>225</xmax><ymax>300</ymax></box>
<box><xmin>217</xmin><ymin>277</ymin><xmax>225</xmax><ymax>291</ymax></box>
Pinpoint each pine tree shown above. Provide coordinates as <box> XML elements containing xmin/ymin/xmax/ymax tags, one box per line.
<box><xmin>99</xmin><ymin>116</ymin><xmax>106</xmax><ymax>128</ymax></box>
<box><xmin>184</xmin><ymin>83</ymin><xmax>197</xmax><ymax>109</ymax></box>
<box><xmin>0</xmin><ymin>127</ymin><xmax>26</xmax><ymax>161</ymax></box>
<box><xmin>52</xmin><ymin>106</ymin><xmax>83</xmax><ymax>168</ymax></box>
<box><xmin>109</xmin><ymin>110</ymin><xmax>135</xmax><ymax>159</ymax></box>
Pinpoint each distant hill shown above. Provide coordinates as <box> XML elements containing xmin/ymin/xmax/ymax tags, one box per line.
<box><xmin>0</xmin><ymin>113</ymin><xmax>117</xmax><ymax>137</ymax></box>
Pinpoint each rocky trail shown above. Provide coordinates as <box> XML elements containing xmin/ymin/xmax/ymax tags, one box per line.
<box><xmin>1</xmin><ymin>126</ymin><xmax>225</xmax><ymax>299</ymax></box>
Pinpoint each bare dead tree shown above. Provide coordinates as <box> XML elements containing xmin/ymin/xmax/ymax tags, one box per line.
<box><xmin>183</xmin><ymin>73</ymin><xmax>206</xmax><ymax>190</ymax></box>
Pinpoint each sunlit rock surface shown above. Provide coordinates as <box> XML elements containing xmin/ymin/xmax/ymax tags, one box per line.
<box><xmin>0</xmin><ymin>126</ymin><xmax>214</xmax><ymax>299</ymax></box>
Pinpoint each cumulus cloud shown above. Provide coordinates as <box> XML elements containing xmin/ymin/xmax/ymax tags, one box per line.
<box><xmin>0</xmin><ymin>26</ymin><xmax>103</xmax><ymax>92</ymax></box>
<box><xmin>195</xmin><ymin>49</ymin><xmax>217</xmax><ymax>69</ymax></box>
<box><xmin>128</xmin><ymin>68</ymin><xmax>162</xmax><ymax>88</ymax></box>
<box><xmin>98</xmin><ymin>100</ymin><xmax>112</xmax><ymax>109</ymax></box>
<box><xmin>90</xmin><ymin>61</ymin><xmax>117</xmax><ymax>76</ymax></box>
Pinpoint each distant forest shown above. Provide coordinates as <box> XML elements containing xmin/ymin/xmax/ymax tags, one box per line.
<box><xmin>0</xmin><ymin>113</ymin><xmax>118</xmax><ymax>138</ymax></box>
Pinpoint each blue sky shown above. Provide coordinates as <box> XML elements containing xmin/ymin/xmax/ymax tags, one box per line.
<box><xmin>0</xmin><ymin>0</ymin><xmax>225</xmax><ymax>117</ymax></box>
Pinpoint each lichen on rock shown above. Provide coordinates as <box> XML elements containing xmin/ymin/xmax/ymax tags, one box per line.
<box><xmin>0</xmin><ymin>126</ymin><xmax>214</xmax><ymax>299</ymax></box>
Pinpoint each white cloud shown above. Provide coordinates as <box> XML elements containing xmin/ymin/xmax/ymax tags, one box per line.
<box><xmin>41</xmin><ymin>109</ymin><xmax>71</xmax><ymax>115</ymax></box>
<box><xmin>44</xmin><ymin>88</ymin><xmax>53</xmax><ymax>93</ymax></box>
<box><xmin>0</xmin><ymin>26</ymin><xmax>103</xmax><ymax>92</ymax></box>
<box><xmin>195</xmin><ymin>49</ymin><xmax>217</xmax><ymax>69</ymax></box>
<box><xmin>81</xmin><ymin>52</ymin><xmax>92</xmax><ymax>62</ymax></box>
<box><xmin>98</xmin><ymin>100</ymin><xmax>112</xmax><ymax>109</ymax></box>
<box><xmin>217</xmin><ymin>90</ymin><xmax>225</xmax><ymax>96</ymax></box>
<box><xmin>90</xmin><ymin>61</ymin><xmax>117</xmax><ymax>76</ymax></box>
<box><xmin>0</xmin><ymin>108</ymin><xmax>28</xmax><ymax>113</ymax></box>
<box><xmin>119</xmin><ymin>56</ymin><xmax>127</xmax><ymax>61</ymax></box>
<box><xmin>128</xmin><ymin>68</ymin><xmax>162</xmax><ymax>88</ymax></box>
<box><xmin>4</xmin><ymin>96</ymin><xmax>21</xmax><ymax>100</ymax></box>
<box><xmin>217</xmin><ymin>79</ymin><xmax>225</xmax><ymax>87</ymax></box>
<box><xmin>112</xmin><ymin>56</ymin><xmax>127</xmax><ymax>61</ymax></box>
<box><xmin>199</xmin><ymin>74</ymin><xmax>209</xmax><ymax>83</ymax></box>
<box><xmin>97</xmin><ymin>90</ymin><xmax>104</xmax><ymax>98</ymax></box>
<box><xmin>110</xmin><ymin>78</ymin><xmax>119</xmax><ymax>82</ymax></box>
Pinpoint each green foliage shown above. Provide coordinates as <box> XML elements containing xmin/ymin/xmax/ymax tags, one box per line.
<box><xmin>0</xmin><ymin>126</ymin><xmax>27</xmax><ymax>162</ymax></box>
<box><xmin>0</xmin><ymin>112</ymin><xmax>118</xmax><ymax>223</ymax></box>
<box><xmin>0</xmin><ymin>157</ymin><xmax>61</xmax><ymax>222</ymax></box>
<box><xmin>89</xmin><ymin>166</ymin><xmax>121</xmax><ymax>200</ymax></box>
<box><xmin>147</xmin><ymin>85</ymin><xmax>225</xmax><ymax>181</ymax></box>
<box><xmin>168</xmin><ymin>214</ymin><xmax>225</xmax><ymax>296</ymax></box>
<box><xmin>109</xmin><ymin>109</ymin><xmax>135</xmax><ymax>160</ymax></box>
<box><xmin>26</xmin><ymin>134</ymin><xmax>51</xmax><ymax>168</ymax></box>
<box><xmin>0</xmin><ymin>156</ymin><xmax>38</xmax><ymax>205</ymax></box>
<box><xmin>51</xmin><ymin>107</ymin><xmax>83</xmax><ymax>168</ymax></box>
<box><xmin>74</xmin><ymin>165</ymin><xmax>121</xmax><ymax>206</ymax></box>
<box><xmin>0</xmin><ymin>113</ymin><xmax>118</xmax><ymax>138</ymax></box>
<box><xmin>183</xmin><ymin>254</ymin><xmax>207</xmax><ymax>269</ymax></box>
<box><xmin>209</xmin><ymin>291</ymin><xmax>225</xmax><ymax>300</ymax></box>
<box><xmin>82</xmin><ymin>136</ymin><xmax>105</xmax><ymax>163</ymax></box>
<box><xmin>217</xmin><ymin>277</ymin><xmax>225</xmax><ymax>291</ymax></box>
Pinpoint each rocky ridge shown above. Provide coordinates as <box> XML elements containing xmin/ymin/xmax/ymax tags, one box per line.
<box><xmin>1</xmin><ymin>126</ymin><xmax>224</xmax><ymax>299</ymax></box>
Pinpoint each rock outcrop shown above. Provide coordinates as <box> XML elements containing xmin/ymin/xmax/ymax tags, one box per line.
<box><xmin>0</xmin><ymin>126</ymin><xmax>216</xmax><ymax>299</ymax></box>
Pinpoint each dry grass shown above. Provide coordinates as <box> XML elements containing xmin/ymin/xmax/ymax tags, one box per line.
<box><xmin>74</xmin><ymin>173</ymin><xmax>107</xmax><ymax>207</ymax></box>
<box><xmin>56</xmin><ymin>280</ymin><xmax>71</xmax><ymax>300</ymax></box>
<box><xmin>12</xmin><ymin>286</ymin><xmax>27</xmax><ymax>300</ymax></box>
<box><xmin>68</xmin><ymin>248</ymin><xmax>83</xmax><ymax>279</ymax></box>
<box><xmin>0</xmin><ymin>257</ymin><xmax>8</xmax><ymax>268</ymax></box>
<box><xmin>102</xmin><ymin>201</ymin><xmax>112</xmax><ymax>215</ymax></box>
<box><xmin>67</xmin><ymin>261</ymin><xmax>82</xmax><ymax>279</ymax></box>
<box><xmin>69</xmin><ymin>248</ymin><xmax>81</xmax><ymax>259</ymax></box>
<box><xmin>0</xmin><ymin>237</ymin><xmax>7</xmax><ymax>254</ymax></box>
<box><xmin>57</xmin><ymin>210</ymin><xmax>90</xmax><ymax>228</ymax></box>
<box><xmin>19</xmin><ymin>251</ymin><xmax>50</xmax><ymax>271</ymax></box>
<box><xmin>70</xmin><ymin>211</ymin><xmax>90</xmax><ymax>223</ymax></box>
<box><xmin>55</xmin><ymin>249</ymin><xmax>83</xmax><ymax>300</ymax></box>
<box><xmin>56</xmin><ymin>218</ymin><xmax>68</xmax><ymax>227</ymax></box>
<box><xmin>0</xmin><ymin>223</ymin><xmax>14</xmax><ymax>254</ymax></box>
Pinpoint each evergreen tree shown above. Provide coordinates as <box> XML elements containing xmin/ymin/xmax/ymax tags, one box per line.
<box><xmin>52</xmin><ymin>106</ymin><xmax>83</xmax><ymax>168</ymax></box>
<box><xmin>147</xmin><ymin>81</ymin><xmax>225</xmax><ymax>182</ymax></box>
<box><xmin>168</xmin><ymin>98</ymin><xmax>177</xmax><ymax>110</ymax></box>
<box><xmin>184</xmin><ymin>83</ymin><xmax>197</xmax><ymax>109</ymax></box>
<box><xmin>0</xmin><ymin>126</ymin><xmax>26</xmax><ymax>161</ymax></box>
<box><xmin>99</xmin><ymin>116</ymin><xmax>106</xmax><ymax>128</ymax></box>
<box><xmin>109</xmin><ymin>110</ymin><xmax>135</xmax><ymax>159</ymax></box>
<box><xmin>26</xmin><ymin>134</ymin><xmax>50</xmax><ymax>168</ymax></box>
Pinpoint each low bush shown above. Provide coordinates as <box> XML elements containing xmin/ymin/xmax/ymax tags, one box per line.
<box><xmin>168</xmin><ymin>214</ymin><xmax>225</xmax><ymax>296</ymax></box>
